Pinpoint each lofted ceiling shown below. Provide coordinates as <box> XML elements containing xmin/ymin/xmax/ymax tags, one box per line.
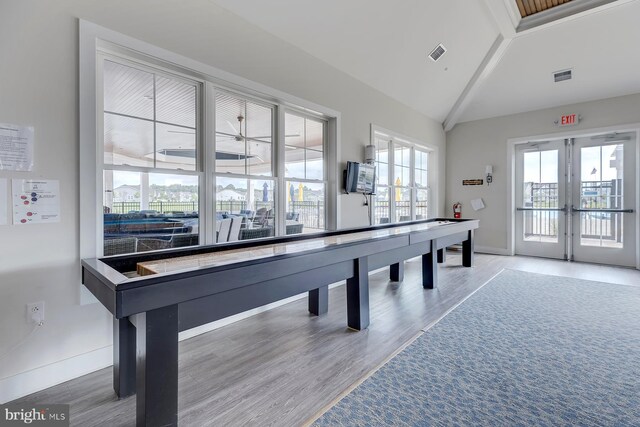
<box><xmin>211</xmin><ymin>0</ymin><xmax>640</xmax><ymax>127</ymax></box>
<box><xmin>211</xmin><ymin>0</ymin><xmax>500</xmax><ymax>123</ymax></box>
<box><xmin>460</xmin><ymin>0</ymin><xmax>640</xmax><ymax>123</ymax></box>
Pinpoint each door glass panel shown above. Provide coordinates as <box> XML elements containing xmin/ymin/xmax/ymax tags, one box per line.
<box><xmin>522</xmin><ymin>150</ymin><xmax>559</xmax><ymax>242</ymax></box>
<box><xmin>579</xmin><ymin>144</ymin><xmax>623</xmax><ymax>248</ymax></box>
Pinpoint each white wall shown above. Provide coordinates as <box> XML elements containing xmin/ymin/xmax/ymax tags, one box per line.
<box><xmin>0</xmin><ymin>0</ymin><xmax>445</xmax><ymax>400</ymax></box>
<box><xmin>446</xmin><ymin>92</ymin><xmax>640</xmax><ymax>252</ymax></box>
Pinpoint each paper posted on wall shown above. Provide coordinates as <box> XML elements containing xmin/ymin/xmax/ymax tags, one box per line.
<box><xmin>470</xmin><ymin>198</ymin><xmax>485</xmax><ymax>211</ymax></box>
<box><xmin>12</xmin><ymin>179</ymin><xmax>60</xmax><ymax>224</ymax></box>
<box><xmin>0</xmin><ymin>123</ymin><xmax>34</xmax><ymax>171</ymax></box>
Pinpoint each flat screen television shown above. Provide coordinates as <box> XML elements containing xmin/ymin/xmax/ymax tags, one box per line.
<box><xmin>344</xmin><ymin>161</ymin><xmax>376</xmax><ymax>194</ymax></box>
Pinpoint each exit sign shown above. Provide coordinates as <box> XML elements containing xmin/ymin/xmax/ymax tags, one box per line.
<box><xmin>557</xmin><ymin>114</ymin><xmax>580</xmax><ymax>127</ymax></box>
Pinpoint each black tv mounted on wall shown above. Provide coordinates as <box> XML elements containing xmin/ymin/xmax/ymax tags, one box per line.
<box><xmin>344</xmin><ymin>161</ymin><xmax>376</xmax><ymax>194</ymax></box>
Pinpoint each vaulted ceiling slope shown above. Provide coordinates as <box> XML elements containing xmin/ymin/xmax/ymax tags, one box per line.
<box><xmin>460</xmin><ymin>0</ymin><xmax>640</xmax><ymax>123</ymax></box>
<box><xmin>212</xmin><ymin>0</ymin><xmax>499</xmax><ymax>123</ymax></box>
<box><xmin>212</xmin><ymin>0</ymin><xmax>640</xmax><ymax>127</ymax></box>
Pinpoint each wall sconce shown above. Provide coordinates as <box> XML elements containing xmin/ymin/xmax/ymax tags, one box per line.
<box><xmin>485</xmin><ymin>165</ymin><xmax>493</xmax><ymax>185</ymax></box>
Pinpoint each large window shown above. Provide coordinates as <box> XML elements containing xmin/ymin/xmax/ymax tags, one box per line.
<box><xmin>284</xmin><ymin>112</ymin><xmax>326</xmax><ymax>232</ymax></box>
<box><xmin>371</xmin><ymin>127</ymin><xmax>433</xmax><ymax>224</ymax></box>
<box><xmin>98</xmin><ymin>54</ymin><xmax>329</xmax><ymax>255</ymax></box>
<box><xmin>373</xmin><ymin>136</ymin><xmax>391</xmax><ymax>224</ymax></box>
<box><xmin>102</xmin><ymin>58</ymin><xmax>201</xmax><ymax>255</ymax></box>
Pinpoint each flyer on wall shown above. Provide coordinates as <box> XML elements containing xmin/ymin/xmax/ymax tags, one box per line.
<box><xmin>12</xmin><ymin>179</ymin><xmax>60</xmax><ymax>224</ymax></box>
<box><xmin>0</xmin><ymin>123</ymin><xmax>34</xmax><ymax>171</ymax></box>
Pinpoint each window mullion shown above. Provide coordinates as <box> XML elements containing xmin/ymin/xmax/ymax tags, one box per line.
<box><xmin>276</xmin><ymin>106</ymin><xmax>286</xmax><ymax>237</ymax></box>
<box><xmin>204</xmin><ymin>82</ymin><xmax>216</xmax><ymax>245</ymax></box>
<box><xmin>390</xmin><ymin>139</ymin><xmax>396</xmax><ymax>222</ymax></box>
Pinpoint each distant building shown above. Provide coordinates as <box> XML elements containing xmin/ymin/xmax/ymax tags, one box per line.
<box><xmin>113</xmin><ymin>184</ymin><xmax>139</xmax><ymax>202</ymax></box>
<box><xmin>217</xmin><ymin>189</ymin><xmax>246</xmax><ymax>201</ymax></box>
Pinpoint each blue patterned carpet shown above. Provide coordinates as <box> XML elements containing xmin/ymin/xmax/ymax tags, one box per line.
<box><xmin>314</xmin><ymin>269</ymin><xmax>640</xmax><ymax>426</ymax></box>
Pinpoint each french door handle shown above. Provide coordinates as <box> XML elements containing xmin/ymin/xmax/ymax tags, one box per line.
<box><xmin>516</xmin><ymin>205</ymin><xmax>567</xmax><ymax>213</ymax></box>
<box><xmin>571</xmin><ymin>207</ymin><xmax>634</xmax><ymax>214</ymax></box>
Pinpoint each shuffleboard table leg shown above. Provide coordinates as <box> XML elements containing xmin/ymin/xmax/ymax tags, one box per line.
<box><xmin>346</xmin><ymin>257</ymin><xmax>369</xmax><ymax>330</ymax></box>
<box><xmin>134</xmin><ymin>305</ymin><xmax>179</xmax><ymax>427</ymax></box>
<box><xmin>462</xmin><ymin>230</ymin><xmax>475</xmax><ymax>267</ymax></box>
<box><xmin>422</xmin><ymin>240</ymin><xmax>438</xmax><ymax>289</ymax></box>
<box><xmin>437</xmin><ymin>248</ymin><xmax>446</xmax><ymax>264</ymax></box>
<box><xmin>309</xmin><ymin>286</ymin><xmax>329</xmax><ymax>315</ymax></box>
<box><xmin>113</xmin><ymin>317</ymin><xmax>136</xmax><ymax>398</ymax></box>
<box><xmin>389</xmin><ymin>261</ymin><xmax>404</xmax><ymax>282</ymax></box>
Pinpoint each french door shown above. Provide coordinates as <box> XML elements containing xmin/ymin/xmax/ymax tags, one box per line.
<box><xmin>570</xmin><ymin>135</ymin><xmax>636</xmax><ymax>266</ymax></box>
<box><xmin>515</xmin><ymin>133</ymin><xmax>637</xmax><ymax>267</ymax></box>
<box><xmin>515</xmin><ymin>140</ymin><xmax>568</xmax><ymax>259</ymax></box>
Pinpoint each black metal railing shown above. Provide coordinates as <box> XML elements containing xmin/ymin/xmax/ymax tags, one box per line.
<box><xmin>373</xmin><ymin>201</ymin><xmax>428</xmax><ymax>224</ymax></box>
<box><xmin>109</xmin><ymin>200</ymin><xmax>326</xmax><ymax>230</ymax></box>
<box><xmin>522</xmin><ymin>180</ymin><xmax>623</xmax><ymax>242</ymax></box>
<box><xmin>288</xmin><ymin>201</ymin><xmax>325</xmax><ymax>229</ymax></box>
<box><xmin>108</xmin><ymin>201</ymin><xmax>199</xmax><ymax>214</ymax></box>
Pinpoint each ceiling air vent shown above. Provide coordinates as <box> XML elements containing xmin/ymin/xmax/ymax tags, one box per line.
<box><xmin>553</xmin><ymin>69</ymin><xmax>572</xmax><ymax>82</ymax></box>
<box><xmin>428</xmin><ymin>44</ymin><xmax>447</xmax><ymax>62</ymax></box>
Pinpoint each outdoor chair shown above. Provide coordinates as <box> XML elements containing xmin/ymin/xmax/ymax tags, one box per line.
<box><xmin>217</xmin><ymin>218</ymin><xmax>232</xmax><ymax>243</ymax></box>
<box><xmin>103</xmin><ymin>237</ymin><xmax>137</xmax><ymax>256</ymax></box>
<box><xmin>239</xmin><ymin>227</ymin><xmax>273</xmax><ymax>240</ymax></box>
<box><xmin>286</xmin><ymin>212</ymin><xmax>300</xmax><ymax>221</ymax></box>
<box><xmin>136</xmin><ymin>238</ymin><xmax>171</xmax><ymax>252</ymax></box>
<box><xmin>227</xmin><ymin>216</ymin><xmax>243</xmax><ymax>242</ymax></box>
<box><xmin>170</xmin><ymin>234</ymin><xmax>199</xmax><ymax>248</ymax></box>
<box><xmin>286</xmin><ymin>223</ymin><xmax>304</xmax><ymax>235</ymax></box>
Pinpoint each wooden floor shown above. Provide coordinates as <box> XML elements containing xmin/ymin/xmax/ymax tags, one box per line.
<box><xmin>13</xmin><ymin>253</ymin><xmax>640</xmax><ymax>426</ymax></box>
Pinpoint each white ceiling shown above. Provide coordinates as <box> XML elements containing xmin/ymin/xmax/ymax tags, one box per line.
<box><xmin>212</xmin><ymin>0</ymin><xmax>640</xmax><ymax>126</ymax></box>
<box><xmin>460</xmin><ymin>0</ymin><xmax>640</xmax><ymax>123</ymax></box>
<box><xmin>211</xmin><ymin>0</ymin><xmax>500</xmax><ymax>122</ymax></box>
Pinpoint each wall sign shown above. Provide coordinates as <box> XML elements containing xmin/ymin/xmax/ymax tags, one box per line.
<box><xmin>462</xmin><ymin>179</ymin><xmax>483</xmax><ymax>186</ymax></box>
<box><xmin>555</xmin><ymin>114</ymin><xmax>581</xmax><ymax>127</ymax></box>
<box><xmin>0</xmin><ymin>123</ymin><xmax>34</xmax><ymax>171</ymax></box>
<box><xmin>12</xmin><ymin>179</ymin><xmax>60</xmax><ymax>224</ymax></box>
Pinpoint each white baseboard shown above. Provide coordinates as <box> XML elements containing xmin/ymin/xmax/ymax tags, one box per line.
<box><xmin>475</xmin><ymin>245</ymin><xmax>511</xmax><ymax>256</ymax></box>
<box><xmin>0</xmin><ymin>346</ymin><xmax>113</xmax><ymax>404</ymax></box>
<box><xmin>2</xmin><ymin>281</ymin><xmax>350</xmax><ymax>403</ymax></box>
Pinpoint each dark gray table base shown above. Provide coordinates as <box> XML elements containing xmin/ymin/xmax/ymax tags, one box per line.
<box><xmin>83</xmin><ymin>220</ymin><xmax>477</xmax><ymax>426</ymax></box>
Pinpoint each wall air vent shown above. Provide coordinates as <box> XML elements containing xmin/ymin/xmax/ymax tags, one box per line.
<box><xmin>428</xmin><ymin>44</ymin><xmax>447</xmax><ymax>62</ymax></box>
<box><xmin>553</xmin><ymin>69</ymin><xmax>572</xmax><ymax>82</ymax></box>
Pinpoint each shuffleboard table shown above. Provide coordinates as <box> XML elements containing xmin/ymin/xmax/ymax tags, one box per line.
<box><xmin>81</xmin><ymin>218</ymin><xmax>478</xmax><ymax>426</ymax></box>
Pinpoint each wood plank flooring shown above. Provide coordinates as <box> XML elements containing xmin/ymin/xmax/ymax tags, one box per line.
<box><xmin>12</xmin><ymin>253</ymin><xmax>640</xmax><ymax>426</ymax></box>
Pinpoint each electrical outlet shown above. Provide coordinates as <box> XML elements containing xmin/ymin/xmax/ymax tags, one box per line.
<box><xmin>26</xmin><ymin>301</ymin><xmax>45</xmax><ymax>325</ymax></box>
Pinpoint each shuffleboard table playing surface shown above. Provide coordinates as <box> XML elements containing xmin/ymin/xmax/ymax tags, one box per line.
<box><xmin>136</xmin><ymin>220</ymin><xmax>455</xmax><ymax>276</ymax></box>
